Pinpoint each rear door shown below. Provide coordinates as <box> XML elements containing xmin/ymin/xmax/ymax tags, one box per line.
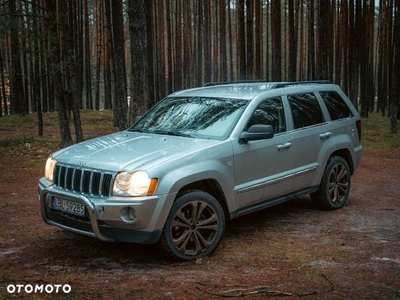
<box><xmin>287</xmin><ymin>92</ymin><xmax>332</xmax><ymax>191</ymax></box>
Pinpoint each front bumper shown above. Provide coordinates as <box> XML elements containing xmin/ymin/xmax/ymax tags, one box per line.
<box><xmin>38</xmin><ymin>178</ymin><xmax>172</xmax><ymax>244</ymax></box>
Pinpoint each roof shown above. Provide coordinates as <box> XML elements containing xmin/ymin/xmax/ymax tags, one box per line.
<box><xmin>170</xmin><ymin>80</ymin><xmax>334</xmax><ymax>100</ymax></box>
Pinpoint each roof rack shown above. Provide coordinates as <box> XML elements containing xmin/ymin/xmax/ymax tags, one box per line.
<box><xmin>203</xmin><ymin>80</ymin><xmax>266</xmax><ymax>87</ymax></box>
<box><xmin>273</xmin><ymin>80</ymin><xmax>330</xmax><ymax>88</ymax></box>
<box><xmin>202</xmin><ymin>80</ymin><xmax>330</xmax><ymax>89</ymax></box>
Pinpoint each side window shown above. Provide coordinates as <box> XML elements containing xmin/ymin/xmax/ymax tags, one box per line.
<box><xmin>320</xmin><ymin>91</ymin><xmax>353</xmax><ymax>120</ymax></box>
<box><xmin>288</xmin><ymin>93</ymin><xmax>324</xmax><ymax>129</ymax></box>
<box><xmin>247</xmin><ymin>97</ymin><xmax>286</xmax><ymax>134</ymax></box>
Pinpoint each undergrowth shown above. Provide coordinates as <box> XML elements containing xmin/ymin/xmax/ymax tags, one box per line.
<box><xmin>0</xmin><ymin>110</ymin><xmax>399</xmax><ymax>151</ymax></box>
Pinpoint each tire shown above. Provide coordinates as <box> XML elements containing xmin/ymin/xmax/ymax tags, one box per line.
<box><xmin>162</xmin><ymin>190</ymin><xmax>226</xmax><ymax>261</ymax></box>
<box><xmin>311</xmin><ymin>156</ymin><xmax>351</xmax><ymax>210</ymax></box>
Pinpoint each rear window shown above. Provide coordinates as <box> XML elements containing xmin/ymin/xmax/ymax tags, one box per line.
<box><xmin>288</xmin><ymin>93</ymin><xmax>324</xmax><ymax>129</ymax></box>
<box><xmin>320</xmin><ymin>91</ymin><xmax>353</xmax><ymax>120</ymax></box>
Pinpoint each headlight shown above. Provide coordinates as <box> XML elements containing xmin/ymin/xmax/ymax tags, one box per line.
<box><xmin>45</xmin><ymin>156</ymin><xmax>57</xmax><ymax>183</ymax></box>
<box><xmin>113</xmin><ymin>171</ymin><xmax>158</xmax><ymax>197</ymax></box>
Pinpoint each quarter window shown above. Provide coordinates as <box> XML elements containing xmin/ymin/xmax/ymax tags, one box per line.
<box><xmin>288</xmin><ymin>93</ymin><xmax>324</xmax><ymax>129</ymax></box>
<box><xmin>320</xmin><ymin>91</ymin><xmax>353</xmax><ymax>120</ymax></box>
<box><xmin>247</xmin><ymin>97</ymin><xmax>286</xmax><ymax>133</ymax></box>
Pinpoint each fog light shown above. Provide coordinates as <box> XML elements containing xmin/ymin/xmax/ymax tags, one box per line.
<box><xmin>121</xmin><ymin>207</ymin><xmax>136</xmax><ymax>223</ymax></box>
<box><xmin>128</xmin><ymin>207</ymin><xmax>136</xmax><ymax>220</ymax></box>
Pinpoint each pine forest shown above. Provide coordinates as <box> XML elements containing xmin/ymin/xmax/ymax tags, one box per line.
<box><xmin>0</xmin><ymin>0</ymin><xmax>399</xmax><ymax>145</ymax></box>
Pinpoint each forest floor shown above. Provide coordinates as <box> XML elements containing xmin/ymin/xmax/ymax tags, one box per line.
<box><xmin>0</xmin><ymin>119</ymin><xmax>400</xmax><ymax>299</ymax></box>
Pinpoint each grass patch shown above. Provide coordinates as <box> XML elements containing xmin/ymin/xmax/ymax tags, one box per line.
<box><xmin>0</xmin><ymin>110</ymin><xmax>116</xmax><ymax>151</ymax></box>
<box><xmin>0</xmin><ymin>110</ymin><xmax>115</xmax><ymax>132</ymax></box>
<box><xmin>0</xmin><ymin>137</ymin><xmax>27</xmax><ymax>148</ymax></box>
<box><xmin>361</xmin><ymin>112</ymin><xmax>400</xmax><ymax>150</ymax></box>
<box><xmin>1</xmin><ymin>110</ymin><xmax>399</xmax><ymax>151</ymax></box>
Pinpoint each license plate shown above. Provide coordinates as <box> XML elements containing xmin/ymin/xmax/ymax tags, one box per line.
<box><xmin>51</xmin><ymin>197</ymin><xmax>86</xmax><ymax>217</ymax></box>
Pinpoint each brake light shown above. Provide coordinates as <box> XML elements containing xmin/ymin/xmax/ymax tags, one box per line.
<box><xmin>356</xmin><ymin>120</ymin><xmax>361</xmax><ymax>141</ymax></box>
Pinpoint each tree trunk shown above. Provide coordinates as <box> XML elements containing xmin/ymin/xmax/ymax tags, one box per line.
<box><xmin>111</xmin><ymin>0</ymin><xmax>128</xmax><ymax>130</ymax></box>
<box><xmin>219</xmin><ymin>0</ymin><xmax>228</xmax><ymax>81</ymax></box>
<box><xmin>228</xmin><ymin>1</ymin><xmax>234</xmax><ymax>79</ymax></box>
<box><xmin>63</xmin><ymin>1</ymin><xmax>84</xmax><ymax>143</ymax></box>
<box><xmin>307</xmin><ymin>0</ymin><xmax>315</xmax><ymax>80</ymax></box>
<box><xmin>317</xmin><ymin>0</ymin><xmax>329</xmax><ymax>80</ymax></box>
<box><xmin>84</xmin><ymin>0</ymin><xmax>92</xmax><ymax>110</ymax></box>
<box><xmin>156</xmin><ymin>0</ymin><xmax>166</xmax><ymax>98</ymax></box>
<box><xmin>144</xmin><ymin>0</ymin><xmax>155</xmax><ymax>105</ymax></box>
<box><xmin>127</xmin><ymin>0</ymin><xmax>149</xmax><ymax>123</ymax></box>
<box><xmin>271</xmin><ymin>0</ymin><xmax>281</xmax><ymax>81</ymax></box>
<box><xmin>165</xmin><ymin>0</ymin><xmax>173</xmax><ymax>92</ymax></box>
<box><xmin>237</xmin><ymin>0</ymin><xmax>246</xmax><ymax>79</ymax></box>
<box><xmin>9</xmin><ymin>0</ymin><xmax>25</xmax><ymax>115</ymax></box>
<box><xmin>203</xmin><ymin>0</ymin><xmax>212</xmax><ymax>83</ymax></box>
<box><xmin>349</xmin><ymin>0</ymin><xmax>362</xmax><ymax>107</ymax></box>
<box><xmin>0</xmin><ymin>47</ymin><xmax>7</xmax><ymax>116</ymax></box>
<box><xmin>390</xmin><ymin>0</ymin><xmax>400</xmax><ymax>133</ymax></box>
<box><xmin>246</xmin><ymin>0</ymin><xmax>253</xmax><ymax>79</ymax></box>
<box><xmin>94</xmin><ymin>0</ymin><xmax>103</xmax><ymax>110</ymax></box>
<box><xmin>32</xmin><ymin>3</ymin><xmax>43</xmax><ymax>135</ymax></box>
<box><xmin>195</xmin><ymin>1</ymin><xmax>203</xmax><ymax>85</ymax></box>
<box><xmin>340</xmin><ymin>0</ymin><xmax>349</xmax><ymax>93</ymax></box>
<box><xmin>287</xmin><ymin>0</ymin><xmax>296</xmax><ymax>81</ymax></box>
<box><xmin>45</xmin><ymin>0</ymin><xmax>73</xmax><ymax>147</ymax></box>
<box><xmin>254</xmin><ymin>0</ymin><xmax>262</xmax><ymax>79</ymax></box>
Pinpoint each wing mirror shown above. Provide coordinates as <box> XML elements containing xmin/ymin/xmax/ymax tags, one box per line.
<box><xmin>239</xmin><ymin>124</ymin><xmax>274</xmax><ymax>144</ymax></box>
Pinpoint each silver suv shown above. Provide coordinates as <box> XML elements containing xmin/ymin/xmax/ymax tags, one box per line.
<box><xmin>38</xmin><ymin>81</ymin><xmax>362</xmax><ymax>260</ymax></box>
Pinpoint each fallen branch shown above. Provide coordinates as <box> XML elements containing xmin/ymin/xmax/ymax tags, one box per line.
<box><xmin>196</xmin><ymin>283</ymin><xmax>293</xmax><ymax>297</ymax></box>
<box><xmin>321</xmin><ymin>272</ymin><xmax>335</xmax><ymax>292</ymax></box>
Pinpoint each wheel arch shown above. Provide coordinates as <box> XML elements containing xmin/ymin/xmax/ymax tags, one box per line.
<box><xmin>330</xmin><ymin>148</ymin><xmax>354</xmax><ymax>174</ymax></box>
<box><xmin>176</xmin><ymin>179</ymin><xmax>230</xmax><ymax>220</ymax></box>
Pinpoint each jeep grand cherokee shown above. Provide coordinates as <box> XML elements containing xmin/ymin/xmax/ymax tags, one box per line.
<box><xmin>38</xmin><ymin>81</ymin><xmax>362</xmax><ymax>260</ymax></box>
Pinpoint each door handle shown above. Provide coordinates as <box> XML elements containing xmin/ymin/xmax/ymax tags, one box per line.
<box><xmin>319</xmin><ymin>132</ymin><xmax>332</xmax><ymax>139</ymax></box>
<box><xmin>277</xmin><ymin>142</ymin><xmax>292</xmax><ymax>150</ymax></box>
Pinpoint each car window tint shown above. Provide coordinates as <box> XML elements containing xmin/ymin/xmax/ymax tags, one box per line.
<box><xmin>288</xmin><ymin>93</ymin><xmax>324</xmax><ymax>129</ymax></box>
<box><xmin>320</xmin><ymin>91</ymin><xmax>353</xmax><ymax>120</ymax></box>
<box><xmin>247</xmin><ymin>97</ymin><xmax>286</xmax><ymax>133</ymax></box>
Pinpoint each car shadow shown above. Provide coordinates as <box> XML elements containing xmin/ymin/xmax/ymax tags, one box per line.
<box><xmin>24</xmin><ymin>195</ymin><xmax>329</xmax><ymax>269</ymax></box>
<box><xmin>225</xmin><ymin>195</ymin><xmax>315</xmax><ymax>235</ymax></box>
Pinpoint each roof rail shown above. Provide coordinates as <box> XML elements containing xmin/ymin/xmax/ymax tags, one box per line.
<box><xmin>273</xmin><ymin>80</ymin><xmax>330</xmax><ymax>88</ymax></box>
<box><xmin>203</xmin><ymin>80</ymin><xmax>266</xmax><ymax>87</ymax></box>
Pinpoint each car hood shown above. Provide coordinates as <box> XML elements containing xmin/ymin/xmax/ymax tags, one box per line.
<box><xmin>52</xmin><ymin>131</ymin><xmax>219</xmax><ymax>172</ymax></box>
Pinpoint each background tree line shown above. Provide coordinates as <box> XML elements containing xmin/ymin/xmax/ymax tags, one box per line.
<box><xmin>0</xmin><ymin>0</ymin><xmax>399</xmax><ymax>146</ymax></box>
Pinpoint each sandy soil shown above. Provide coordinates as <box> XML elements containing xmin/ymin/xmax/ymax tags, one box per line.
<box><xmin>0</xmin><ymin>144</ymin><xmax>399</xmax><ymax>299</ymax></box>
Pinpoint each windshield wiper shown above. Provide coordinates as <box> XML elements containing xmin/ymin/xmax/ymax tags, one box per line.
<box><xmin>151</xmin><ymin>130</ymin><xmax>193</xmax><ymax>138</ymax></box>
<box><xmin>129</xmin><ymin>128</ymin><xmax>149</xmax><ymax>133</ymax></box>
<box><xmin>129</xmin><ymin>128</ymin><xmax>193</xmax><ymax>138</ymax></box>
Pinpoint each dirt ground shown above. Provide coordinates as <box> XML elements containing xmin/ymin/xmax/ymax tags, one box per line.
<box><xmin>0</xmin><ymin>141</ymin><xmax>399</xmax><ymax>299</ymax></box>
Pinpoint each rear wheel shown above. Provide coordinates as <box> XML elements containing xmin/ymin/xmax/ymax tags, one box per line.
<box><xmin>162</xmin><ymin>190</ymin><xmax>225</xmax><ymax>261</ymax></box>
<box><xmin>311</xmin><ymin>156</ymin><xmax>351</xmax><ymax>210</ymax></box>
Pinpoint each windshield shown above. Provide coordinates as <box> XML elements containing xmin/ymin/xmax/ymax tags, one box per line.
<box><xmin>129</xmin><ymin>97</ymin><xmax>248</xmax><ymax>139</ymax></box>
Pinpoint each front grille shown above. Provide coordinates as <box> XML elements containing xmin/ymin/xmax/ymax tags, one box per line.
<box><xmin>53</xmin><ymin>164</ymin><xmax>115</xmax><ymax>197</ymax></box>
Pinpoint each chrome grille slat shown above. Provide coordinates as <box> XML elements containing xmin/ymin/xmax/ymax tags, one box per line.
<box><xmin>53</xmin><ymin>164</ymin><xmax>114</xmax><ymax>197</ymax></box>
<box><xmin>98</xmin><ymin>173</ymin><xmax>104</xmax><ymax>195</ymax></box>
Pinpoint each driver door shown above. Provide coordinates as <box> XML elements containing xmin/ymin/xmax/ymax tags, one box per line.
<box><xmin>232</xmin><ymin>97</ymin><xmax>295</xmax><ymax>211</ymax></box>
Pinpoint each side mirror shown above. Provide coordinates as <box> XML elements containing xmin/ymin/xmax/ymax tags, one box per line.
<box><xmin>239</xmin><ymin>124</ymin><xmax>274</xmax><ymax>144</ymax></box>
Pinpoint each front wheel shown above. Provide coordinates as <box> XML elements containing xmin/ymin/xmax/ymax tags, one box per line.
<box><xmin>311</xmin><ymin>156</ymin><xmax>351</xmax><ymax>210</ymax></box>
<box><xmin>162</xmin><ymin>190</ymin><xmax>226</xmax><ymax>261</ymax></box>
